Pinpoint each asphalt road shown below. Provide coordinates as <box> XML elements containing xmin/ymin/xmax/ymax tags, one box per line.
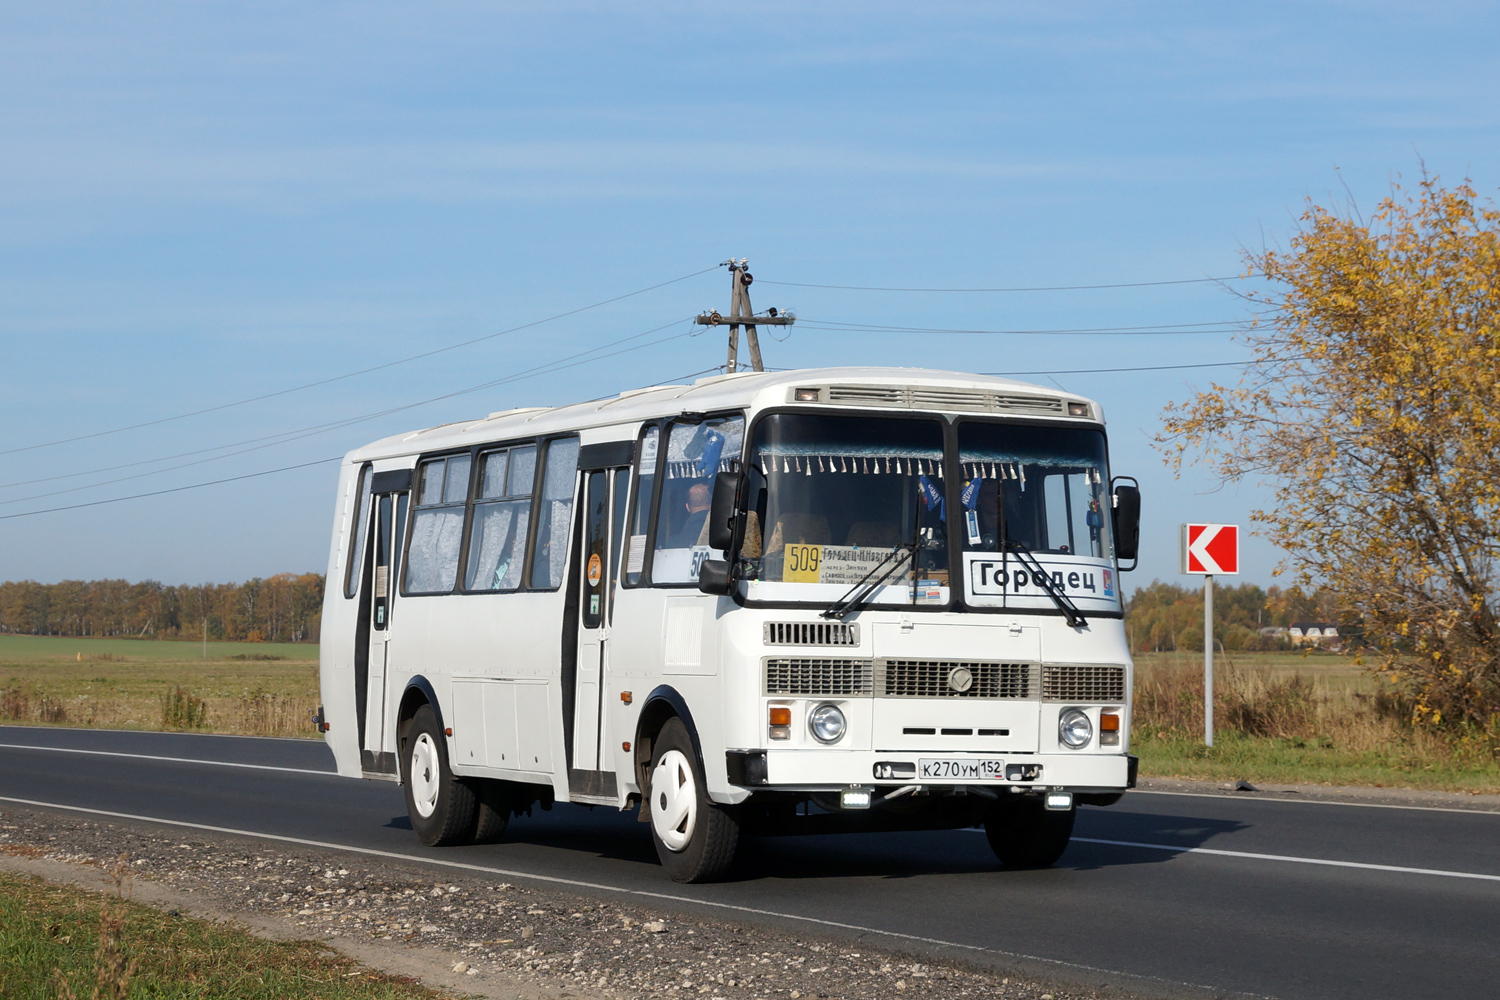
<box><xmin>2</xmin><ymin>726</ymin><xmax>1497</xmax><ymax>1000</ymax></box>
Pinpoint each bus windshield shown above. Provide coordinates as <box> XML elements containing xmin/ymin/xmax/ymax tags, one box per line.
<box><xmin>738</xmin><ymin>413</ymin><xmax>950</xmax><ymax>606</ymax></box>
<box><xmin>955</xmin><ymin>421</ymin><xmax>1121</xmax><ymax>613</ymax></box>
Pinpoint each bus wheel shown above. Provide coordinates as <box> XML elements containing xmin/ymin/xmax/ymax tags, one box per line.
<box><xmin>647</xmin><ymin>718</ymin><xmax>738</xmax><ymax>883</ymax></box>
<box><xmin>983</xmin><ymin>795</ymin><xmax>1075</xmax><ymax>869</ymax></box>
<box><xmin>401</xmin><ymin>704</ymin><xmax>477</xmax><ymax>846</ymax></box>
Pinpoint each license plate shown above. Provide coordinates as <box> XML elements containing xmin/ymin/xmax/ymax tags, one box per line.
<box><xmin>918</xmin><ymin>757</ymin><xmax>1005</xmax><ymax>780</ymax></box>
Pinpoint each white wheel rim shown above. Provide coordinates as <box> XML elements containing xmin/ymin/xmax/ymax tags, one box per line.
<box><xmin>410</xmin><ymin>733</ymin><xmax>441</xmax><ymax>819</ymax></box>
<box><xmin>650</xmin><ymin>749</ymin><xmax>698</xmax><ymax>852</ymax></box>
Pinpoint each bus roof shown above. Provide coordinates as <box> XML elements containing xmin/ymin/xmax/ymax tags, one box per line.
<box><xmin>344</xmin><ymin>366</ymin><xmax>1105</xmax><ymax>463</ymax></box>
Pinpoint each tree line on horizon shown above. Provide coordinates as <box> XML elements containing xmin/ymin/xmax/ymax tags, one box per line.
<box><xmin>0</xmin><ymin>574</ymin><xmax>325</xmax><ymax>643</ymax></box>
<box><xmin>1123</xmin><ymin>580</ymin><xmax>1346</xmax><ymax>654</ymax></box>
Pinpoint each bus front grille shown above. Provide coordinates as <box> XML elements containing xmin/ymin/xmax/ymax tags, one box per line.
<box><xmin>1041</xmin><ymin>664</ymin><xmax>1127</xmax><ymax>702</ymax></box>
<box><xmin>764</xmin><ymin>658</ymin><xmax>874</xmax><ymax>697</ymax></box>
<box><xmin>877</xmin><ymin>660</ymin><xmax>1035</xmax><ymax>698</ymax></box>
<box><xmin>763</xmin><ymin>621</ymin><xmax>861</xmax><ymax>647</ymax></box>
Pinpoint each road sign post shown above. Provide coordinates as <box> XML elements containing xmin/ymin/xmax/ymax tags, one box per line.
<box><xmin>1181</xmin><ymin>523</ymin><xmax>1240</xmax><ymax>748</ymax></box>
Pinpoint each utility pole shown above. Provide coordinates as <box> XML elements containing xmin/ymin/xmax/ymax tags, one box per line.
<box><xmin>694</xmin><ymin>259</ymin><xmax>795</xmax><ymax>373</ymax></box>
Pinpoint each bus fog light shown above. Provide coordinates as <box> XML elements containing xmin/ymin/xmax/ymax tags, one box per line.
<box><xmin>809</xmin><ymin>704</ymin><xmax>846</xmax><ymax>744</ymax></box>
<box><xmin>840</xmin><ymin>786</ymin><xmax>872</xmax><ymax>810</ymax></box>
<box><xmin>1059</xmin><ymin>709</ymin><xmax>1093</xmax><ymax>749</ymax></box>
<box><xmin>1045</xmin><ymin>791</ymin><xmax>1074</xmax><ymax>811</ymax></box>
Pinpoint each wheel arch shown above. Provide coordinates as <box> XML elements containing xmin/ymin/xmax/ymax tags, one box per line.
<box><xmin>397</xmin><ymin>675</ymin><xmax>444</xmax><ymax>746</ymax></box>
<box><xmin>634</xmin><ymin>685</ymin><xmax>703</xmax><ymax>792</ymax></box>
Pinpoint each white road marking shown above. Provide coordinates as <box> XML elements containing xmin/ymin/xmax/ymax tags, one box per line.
<box><xmin>1131</xmin><ymin>788</ymin><xmax>1500</xmax><ymax>817</ymax></box>
<box><xmin>1072</xmin><ymin>837</ymin><xmax>1500</xmax><ymax>882</ymax></box>
<box><xmin>0</xmin><ymin>793</ymin><xmax>1270</xmax><ymax>1000</ymax></box>
<box><xmin>0</xmin><ymin>743</ymin><xmax>336</xmax><ymax>777</ymax></box>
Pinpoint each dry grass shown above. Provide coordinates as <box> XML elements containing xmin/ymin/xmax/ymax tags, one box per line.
<box><xmin>1133</xmin><ymin>651</ymin><xmax>1500</xmax><ymax>792</ymax></box>
<box><xmin>0</xmin><ymin>635</ymin><xmax>319</xmax><ymax>739</ymax></box>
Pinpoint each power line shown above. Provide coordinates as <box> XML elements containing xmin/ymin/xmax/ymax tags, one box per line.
<box><xmin>0</xmin><ymin>317</ymin><xmax>698</xmax><ymax>507</ymax></box>
<box><xmin>797</xmin><ymin>318</ymin><xmax>1244</xmax><ymax>337</ymax></box>
<box><xmin>0</xmin><ymin>318</ymin><xmax>700</xmax><ymax>517</ymax></box>
<box><xmin>0</xmin><ymin>266</ymin><xmax>720</xmax><ymax>458</ymax></box>
<box><xmin>759</xmin><ymin>275</ymin><xmax>1252</xmax><ymax>293</ymax></box>
<box><xmin>985</xmin><ymin>359</ymin><xmax>1260</xmax><ymax>376</ymax></box>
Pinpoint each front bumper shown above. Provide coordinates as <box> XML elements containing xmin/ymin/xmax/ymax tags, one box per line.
<box><xmin>727</xmin><ymin>748</ymin><xmax>1132</xmax><ymax>791</ymax></box>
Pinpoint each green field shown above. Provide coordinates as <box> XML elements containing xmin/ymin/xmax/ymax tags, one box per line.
<box><xmin>0</xmin><ymin>634</ymin><xmax>320</xmax><ymax>738</ymax></box>
<box><xmin>0</xmin><ymin>868</ymin><xmax>444</xmax><ymax>1000</ymax></box>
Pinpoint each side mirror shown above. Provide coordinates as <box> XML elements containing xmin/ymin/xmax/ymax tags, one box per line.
<box><xmin>1111</xmin><ymin>478</ymin><xmax>1141</xmax><ymax>570</ymax></box>
<box><xmin>707</xmin><ymin>471</ymin><xmax>743</xmax><ymax>552</ymax></box>
<box><xmin>697</xmin><ymin>559</ymin><xmax>732</xmax><ymax>595</ymax></box>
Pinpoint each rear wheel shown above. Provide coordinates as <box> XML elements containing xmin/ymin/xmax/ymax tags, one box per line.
<box><xmin>647</xmin><ymin>718</ymin><xmax>739</xmax><ymax>883</ymax></box>
<box><xmin>472</xmin><ymin>779</ymin><xmax>512</xmax><ymax>843</ymax></box>
<box><xmin>401</xmin><ymin>704</ymin><xmax>477</xmax><ymax>846</ymax></box>
<box><xmin>984</xmin><ymin>795</ymin><xmax>1075</xmax><ymax>868</ymax></box>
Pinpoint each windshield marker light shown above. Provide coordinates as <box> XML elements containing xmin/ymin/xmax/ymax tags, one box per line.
<box><xmin>793</xmin><ymin>387</ymin><xmax>821</xmax><ymax>401</ymax></box>
<box><xmin>1067</xmin><ymin>402</ymin><xmax>1090</xmax><ymax>417</ymax></box>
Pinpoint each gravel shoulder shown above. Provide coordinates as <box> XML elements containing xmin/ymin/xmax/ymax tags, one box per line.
<box><xmin>0</xmin><ymin>803</ymin><xmax>1159</xmax><ymax>1000</ymax></box>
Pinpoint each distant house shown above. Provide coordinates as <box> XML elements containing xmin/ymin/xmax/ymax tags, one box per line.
<box><xmin>1288</xmin><ymin>622</ymin><xmax>1340</xmax><ymax>647</ymax></box>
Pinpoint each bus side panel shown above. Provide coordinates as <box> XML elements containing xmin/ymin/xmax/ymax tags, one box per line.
<box><xmin>319</xmin><ymin>461</ymin><xmax>364</xmax><ymax>779</ymax></box>
<box><xmin>386</xmin><ymin>589</ymin><xmax>568</xmax><ymax>795</ymax></box>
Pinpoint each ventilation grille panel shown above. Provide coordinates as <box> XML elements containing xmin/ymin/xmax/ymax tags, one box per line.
<box><xmin>763</xmin><ymin>621</ymin><xmax>860</xmax><ymax>647</ymax></box>
<box><xmin>878</xmin><ymin>660</ymin><xmax>1036</xmax><ymax>699</ymax></box>
<box><xmin>1041</xmin><ymin>664</ymin><xmax>1127</xmax><ymax>702</ymax></box>
<box><xmin>764</xmin><ymin>658</ymin><xmax>874</xmax><ymax>697</ymax></box>
<box><xmin>820</xmin><ymin>385</ymin><xmax>1065</xmax><ymax>416</ymax></box>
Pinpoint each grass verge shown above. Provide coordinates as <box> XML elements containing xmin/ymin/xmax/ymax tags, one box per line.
<box><xmin>0</xmin><ymin>634</ymin><xmax>318</xmax><ymax>738</ymax></box>
<box><xmin>1133</xmin><ymin>651</ymin><xmax>1500</xmax><ymax>793</ymax></box>
<box><xmin>0</xmin><ymin>862</ymin><xmax>445</xmax><ymax>1000</ymax></box>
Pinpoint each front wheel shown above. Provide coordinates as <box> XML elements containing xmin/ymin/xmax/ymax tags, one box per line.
<box><xmin>401</xmin><ymin>705</ymin><xmax>477</xmax><ymax>846</ymax></box>
<box><xmin>647</xmin><ymin>718</ymin><xmax>739</xmax><ymax>883</ymax></box>
<box><xmin>984</xmin><ymin>795</ymin><xmax>1075</xmax><ymax>868</ymax></box>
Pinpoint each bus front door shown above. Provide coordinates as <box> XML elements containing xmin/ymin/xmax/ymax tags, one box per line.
<box><xmin>568</xmin><ymin>466</ymin><xmax>627</xmax><ymax>797</ymax></box>
<box><xmin>361</xmin><ymin>482</ymin><xmax>408</xmax><ymax>774</ymax></box>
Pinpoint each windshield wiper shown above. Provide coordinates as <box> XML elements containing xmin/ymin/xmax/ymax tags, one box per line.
<box><xmin>820</xmin><ymin>545</ymin><xmax>915</xmax><ymax>621</ymax></box>
<box><xmin>1003</xmin><ymin>538</ymin><xmax>1088</xmax><ymax>628</ymax></box>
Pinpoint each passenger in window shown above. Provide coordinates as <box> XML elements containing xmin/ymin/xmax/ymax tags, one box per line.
<box><xmin>668</xmin><ymin>482</ymin><xmax>713</xmax><ymax>548</ymax></box>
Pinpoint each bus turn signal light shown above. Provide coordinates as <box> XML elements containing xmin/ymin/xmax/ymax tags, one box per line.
<box><xmin>1101</xmin><ymin>713</ymin><xmax>1121</xmax><ymax>746</ymax></box>
<box><xmin>769</xmin><ymin>706</ymin><xmax>792</xmax><ymax>740</ymax></box>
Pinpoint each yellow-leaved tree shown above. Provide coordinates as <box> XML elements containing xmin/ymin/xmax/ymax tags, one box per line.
<box><xmin>1160</xmin><ymin>176</ymin><xmax>1500</xmax><ymax>733</ymax></box>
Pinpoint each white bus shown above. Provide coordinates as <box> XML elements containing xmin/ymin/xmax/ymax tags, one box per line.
<box><xmin>317</xmin><ymin>367</ymin><xmax>1141</xmax><ymax>882</ymax></box>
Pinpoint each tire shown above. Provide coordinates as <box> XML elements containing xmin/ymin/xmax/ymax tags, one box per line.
<box><xmin>983</xmin><ymin>795</ymin><xmax>1075</xmax><ymax>868</ymax></box>
<box><xmin>647</xmin><ymin>717</ymin><xmax>739</xmax><ymax>883</ymax></box>
<box><xmin>400</xmin><ymin>704</ymin><xmax>478</xmax><ymax>846</ymax></box>
<box><xmin>472</xmin><ymin>779</ymin><xmax>512</xmax><ymax>843</ymax></box>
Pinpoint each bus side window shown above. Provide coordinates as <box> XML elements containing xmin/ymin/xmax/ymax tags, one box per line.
<box><xmin>528</xmin><ymin>437</ymin><xmax>580</xmax><ymax>589</ymax></box>
<box><xmin>622</xmin><ymin>426</ymin><xmax>660</xmax><ymax>587</ymax></box>
<box><xmin>405</xmin><ymin>456</ymin><xmax>468</xmax><ymax>595</ymax></box>
<box><xmin>651</xmin><ymin>415</ymin><xmax>744</xmax><ymax>585</ymax></box>
<box><xmin>465</xmin><ymin>447</ymin><xmax>532</xmax><ymax>592</ymax></box>
<box><xmin>344</xmin><ymin>464</ymin><xmax>373</xmax><ymax>599</ymax></box>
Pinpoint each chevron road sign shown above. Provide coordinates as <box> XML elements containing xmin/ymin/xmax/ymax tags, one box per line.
<box><xmin>1180</xmin><ymin>523</ymin><xmax>1239</xmax><ymax>575</ymax></box>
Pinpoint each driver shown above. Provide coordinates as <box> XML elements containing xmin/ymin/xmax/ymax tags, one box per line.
<box><xmin>668</xmin><ymin>482</ymin><xmax>713</xmax><ymax>547</ymax></box>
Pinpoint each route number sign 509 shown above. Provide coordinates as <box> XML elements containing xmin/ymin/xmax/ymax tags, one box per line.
<box><xmin>785</xmin><ymin>543</ymin><xmax>821</xmax><ymax>582</ymax></box>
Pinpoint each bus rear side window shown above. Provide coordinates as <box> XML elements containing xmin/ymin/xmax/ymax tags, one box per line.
<box><xmin>405</xmin><ymin>456</ymin><xmax>469</xmax><ymax>595</ymax></box>
<box><xmin>344</xmin><ymin>464</ymin><xmax>373</xmax><ymax>598</ymax></box>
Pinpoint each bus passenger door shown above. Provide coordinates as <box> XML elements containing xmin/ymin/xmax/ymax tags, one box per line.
<box><xmin>362</xmin><ymin>480</ymin><xmax>408</xmax><ymax>773</ymax></box>
<box><xmin>569</xmin><ymin>467</ymin><xmax>624</xmax><ymax>794</ymax></box>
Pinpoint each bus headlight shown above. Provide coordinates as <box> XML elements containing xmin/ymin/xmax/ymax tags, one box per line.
<box><xmin>1058</xmin><ymin>709</ymin><xmax>1093</xmax><ymax>749</ymax></box>
<box><xmin>809</xmin><ymin>704</ymin><xmax>846</xmax><ymax>744</ymax></box>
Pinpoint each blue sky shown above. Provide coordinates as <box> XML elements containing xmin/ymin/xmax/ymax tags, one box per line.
<box><xmin>2</xmin><ymin>2</ymin><xmax>1497</xmax><ymax>590</ymax></box>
